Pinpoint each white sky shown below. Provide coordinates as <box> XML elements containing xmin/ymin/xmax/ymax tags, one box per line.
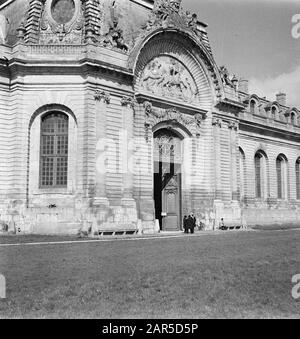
<box><xmin>184</xmin><ymin>0</ymin><xmax>300</xmax><ymax>107</ymax></box>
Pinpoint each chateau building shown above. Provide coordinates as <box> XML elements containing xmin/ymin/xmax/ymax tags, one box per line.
<box><xmin>0</xmin><ymin>0</ymin><xmax>299</xmax><ymax>235</ymax></box>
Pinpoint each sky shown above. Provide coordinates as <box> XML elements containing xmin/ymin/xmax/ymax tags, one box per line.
<box><xmin>183</xmin><ymin>0</ymin><xmax>300</xmax><ymax>107</ymax></box>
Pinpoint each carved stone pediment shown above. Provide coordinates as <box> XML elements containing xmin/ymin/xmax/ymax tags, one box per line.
<box><xmin>139</xmin><ymin>56</ymin><xmax>199</xmax><ymax>105</ymax></box>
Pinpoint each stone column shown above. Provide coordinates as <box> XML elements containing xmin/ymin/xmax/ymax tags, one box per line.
<box><xmin>212</xmin><ymin>117</ymin><xmax>222</xmax><ymax>200</ymax></box>
<box><xmin>121</xmin><ymin>96</ymin><xmax>135</xmax><ymax>206</ymax></box>
<box><xmin>94</xmin><ymin>90</ymin><xmax>110</xmax><ymax>206</ymax></box>
<box><xmin>229</xmin><ymin>121</ymin><xmax>239</xmax><ymax>201</ymax></box>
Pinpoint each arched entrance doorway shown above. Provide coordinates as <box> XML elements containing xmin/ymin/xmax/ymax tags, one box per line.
<box><xmin>153</xmin><ymin>128</ymin><xmax>182</xmax><ymax>231</ymax></box>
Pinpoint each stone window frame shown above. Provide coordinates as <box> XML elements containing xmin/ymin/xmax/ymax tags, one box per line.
<box><xmin>39</xmin><ymin>112</ymin><xmax>69</xmax><ymax>189</ymax></box>
<box><xmin>276</xmin><ymin>154</ymin><xmax>289</xmax><ymax>201</ymax></box>
<box><xmin>239</xmin><ymin>147</ymin><xmax>246</xmax><ymax>202</ymax></box>
<box><xmin>296</xmin><ymin>158</ymin><xmax>300</xmax><ymax>200</ymax></box>
<box><xmin>28</xmin><ymin>104</ymin><xmax>77</xmax><ymax>196</ymax></box>
<box><xmin>290</xmin><ymin>111</ymin><xmax>297</xmax><ymax>126</ymax></box>
<box><xmin>254</xmin><ymin>150</ymin><xmax>268</xmax><ymax>200</ymax></box>
<box><xmin>249</xmin><ymin>98</ymin><xmax>257</xmax><ymax>115</ymax></box>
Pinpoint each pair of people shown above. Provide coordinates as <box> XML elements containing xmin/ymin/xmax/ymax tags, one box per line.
<box><xmin>183</xmin><ymin>214</ymin><xmax>196</xmax><ymax>234</ymax></box>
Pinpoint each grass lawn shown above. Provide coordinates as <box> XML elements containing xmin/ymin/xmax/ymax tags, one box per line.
<box><xmin>0</xmin><ymin>230</ymin><xmax>299</xmax><ymax>318</ymax></box>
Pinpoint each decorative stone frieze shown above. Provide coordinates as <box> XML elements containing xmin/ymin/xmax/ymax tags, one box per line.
<box><xmin>143</xmin><ymin>101</ymin><xmax>204</xmax><ymax>140</ymax></box>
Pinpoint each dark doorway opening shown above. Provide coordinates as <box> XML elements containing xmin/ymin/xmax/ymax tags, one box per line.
<box><xmin>153</xmin><ymin>129</ymin><xmax>182</xmax><ymax>231</ymax></box>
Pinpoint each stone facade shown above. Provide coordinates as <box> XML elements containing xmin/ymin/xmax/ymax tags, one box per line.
<box><xmin>0</xmin><ymin>0</ymin><xmax>299</xmax><ymax>235</ymax></box>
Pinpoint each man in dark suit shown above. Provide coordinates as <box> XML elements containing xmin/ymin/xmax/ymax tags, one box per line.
<box><xmin>183</xmin><ymin>215</ymin><xmax>188</xmax><ymax>233</ymax></box>
<box><xmin>188</xmin><ymin>214</ymin><xmax>196</xmax><ymax>234</ymax></box>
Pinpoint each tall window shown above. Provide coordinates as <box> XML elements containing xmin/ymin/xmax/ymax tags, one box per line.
<box><xmin>271</xmin><ymin>106</ymin><xmax>277</xmax><ymax>120</ymax></box>
<box><xmin>239</xmin><ymin>148</ymin><xmax>246</xmax><ymax>201</ymax></box>
<box><xmin>291</xmin><ymin>113</ymin><xmax>296</xmax><ymax>126</ymax></box>
<box><xmin>40</xmin><ymin>113</ymin><xmax>69</xmax><ymax>188</ymax></box>
<box><xmin>276</xmin><ymin>155</ymin><xmax>288</xmax><ymax>200</ymax></box>
<box><xmin>296</xmin><ymin>159</ymin><xmax>300</xmax><ymax>200</ymax></box>
<box><xmin>255</xmin><ymin>153</ymin><xmax>262</xmax><ymax>198</ymax></box>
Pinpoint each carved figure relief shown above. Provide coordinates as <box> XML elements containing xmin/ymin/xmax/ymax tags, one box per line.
<box><xmin>99</xmin><ymin>17</ymin><xmax>129</xmax><ymax>52</ymax></box>
<box><xmin>39</xmin><ymin>0</ymin><xmax>84</xmax><ymax>44</ymax></box>
<box><xmin>140</xmin><ymin>56</ymin><xmax>198</xmax><ymax>104</ymax></box>
<box><xmin>219</xmin><ymin>65</ymin><xmax>236</xmax><ymax>89</ymax></box>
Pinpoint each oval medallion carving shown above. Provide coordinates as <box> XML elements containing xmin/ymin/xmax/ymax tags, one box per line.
<box><xmin>51</xmin><ymin>0</ymin><xmax>75</xmax><ymax>25</ymax></box>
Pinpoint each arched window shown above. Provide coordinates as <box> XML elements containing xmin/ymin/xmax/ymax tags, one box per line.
<box><xmin>255</xmin><ymin>153</ymin><xmax>262</xmax><ymax>198</ymax></box>
<box><xmin>271</xmin><ymin>106</ymin><xmax>277</xmax><ymax>120</ymax></box>
<box><xmin>250</xmin><ymin>100</ymin><xmax>256</xmax><ymax>114</ymax></box>
<box><xmin>276</xmin><ymin>155</ymin><xmax>288</xmax><ymax>199</ymax></box>
<box><xmin>254</xmin><ymin>152</ymin><xmax>267</xmax><ymax>198</ymax></box>
<box><xmin>291</xmin><ymin>113</ymin><xmax>296</xmax><ymax>126</ymax></box>
<box><xmin>40</xmin><ymin>112</ymin><xmax>69</xmax><ymax>188</ymax></box>
<box><xmin>239</xmin><ymin>148</ymin><xmax>246</xmax><ymax>201</ymax></box>
<box><xmin>296</xmin><ymin>158</ymin><xmax>300</xmax><ymax>200</ymax></box>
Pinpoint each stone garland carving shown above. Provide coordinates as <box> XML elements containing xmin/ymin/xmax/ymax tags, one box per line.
<box><xmin>143</xmin><ymin>101</ymin><xmax>203</xmax><ymax>141</ymax></box>
<box><xmin>228</xmin><ymin>121</ymin><xmax>238</xmax><ymax>130</ymax></box>
<box><xmin>121</xmin><ymin>96</ymin><xmax>135</xmax><ymax>108</ymax></box>
<box><xmin>94</xmin><ymin>90</ymin><xmax>111</xmax><ymax>104</ymax></box>
<box><xmin>212</xmin><ymin>117</ymin><xmax>222</xmax><ymax>128</ymax></box>
<box><xmin>140</xmin><ymin>56</ymin><xmax>199</xmax><ymax>104</ymax></box>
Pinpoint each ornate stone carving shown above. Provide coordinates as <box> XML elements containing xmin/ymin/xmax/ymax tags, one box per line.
<box><xmin>94</xmin><ymin>90</ymin><xmax>110</xmax><ymax>104</ymax></box>
<box><xmin>143</xmin><ymin>101</ymin><xmax>203</xmax><ymax>140</ymax></box>
<box><xmin>99</xmin><ymin>16</ymin><xmax>129</xmax><ymax>52</ymax></box>
<box><xmin>140</xmin><ymin>56</ymin><xmax>198</xmax><ymax>104</ymax></box>
<box><xmin>143</xmin><ymin>0</ymin><xmax>199</xmax><ymax>37</ymax></box>
<box><xmin>212</xmin><ymin>117</ymin><xmax>222</xmax><ymax>128</ymax></box>
<box><xmin>39</xmin><ymin>0</ymin><xmax>84</xmax><ymax>44</ymax></box>
<box><xmin>219</xmin><ymin>66</ymin><xmax>236</xmax><ymax>89</ymax></box>
<box><xmin>228</xmin><ymin>121</ymin><xmax>238</xmax><ymax>130</ymax></box>
<box><xmin>121</xmin><ymin>96</ymin><xmax>134</xmax><ymax>108</ymax></box>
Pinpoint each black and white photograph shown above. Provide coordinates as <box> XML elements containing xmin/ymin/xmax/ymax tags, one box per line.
<box><xmin>0</xmin><ymin>0</ymin><xmax>300</xmax><ymax>322</ymax></box>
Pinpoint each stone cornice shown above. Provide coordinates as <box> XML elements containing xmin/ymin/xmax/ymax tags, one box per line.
<box><xmin>239</xmin><ymin>118</ymin><xmax>300</xmax><ymax>142</ymax></box>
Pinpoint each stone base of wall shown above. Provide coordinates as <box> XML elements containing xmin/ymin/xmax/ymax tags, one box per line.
<box><xmin>243</xmin><ymin>208</ymin><xmax>300</xmax><ymax>227</ymax></box>
<box><xmin>0</xmin><ymin>196</ymin><xmax>158</xmax><ymax>235</ymax></box>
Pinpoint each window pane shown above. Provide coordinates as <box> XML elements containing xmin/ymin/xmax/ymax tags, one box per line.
<box><xmin>41</xmin><ymin>157</ymin><xmax>54</xmax><ymax>187</ymax></box>
<box><xmin>56</xmin><ymin>157</ymin><xmax>68</xmax><ymax>186</ymax></box>
<box><xmin>277</xmin><ymin>158</ymin><xmax>282</xmax><ymax>199</ymax></box>
<box><xmin>40</xmin><ymin>112</ymin><xmax>69</xmax><ymax>188</ymax></box>
<box><xmin>296</xmin><ymin>161</ymin><xmax>300</xmax><ymax>200</ymax></box>
<box><xmin>255</xmin><ymin>155</ymin><xmax>261</xmax><ymax>198</ymax></box>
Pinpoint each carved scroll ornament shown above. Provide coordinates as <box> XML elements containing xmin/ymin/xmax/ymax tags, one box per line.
<box><xmin>143</xmin><ymin>101</ymin><xmax>203</xmax><ymax>141</ymax></box>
